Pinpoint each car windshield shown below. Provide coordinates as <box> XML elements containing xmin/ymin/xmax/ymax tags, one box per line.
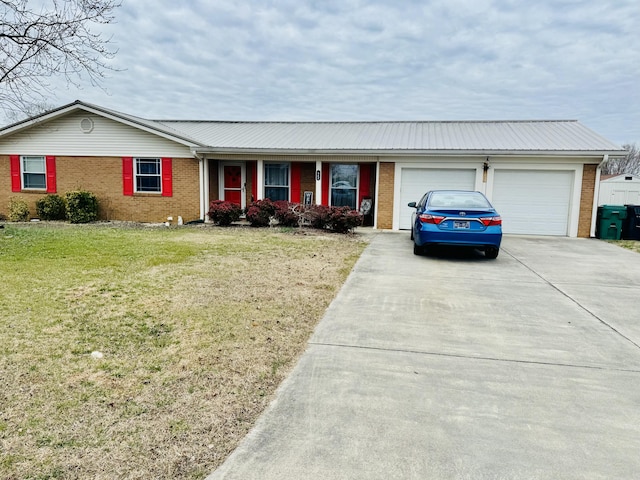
<box><xmin>428</xmin><ymin>191</ymin><xmax>491</xmax><ymax>209</ymax></box>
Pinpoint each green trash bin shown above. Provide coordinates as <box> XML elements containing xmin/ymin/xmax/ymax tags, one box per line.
<box><xmin>596</xmin><ymin>205</ymin><xmax>628</xmax><ymax>240</ymax></box>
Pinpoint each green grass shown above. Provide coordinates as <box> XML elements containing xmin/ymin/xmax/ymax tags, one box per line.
<box><xmin>609</xmin><ymin>239</ymin><xmax>640</xmax><ymax>253</ymax></box>
<box><xmin>0</xmin><ymin>223</ymin><xmax>367</xmax><ymax>479</ymax></box>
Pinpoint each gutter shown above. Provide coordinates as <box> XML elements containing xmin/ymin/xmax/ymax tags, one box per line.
<box><xmin>191</xmin><ymin>147</ymin><xmax>627</xmax><ymax>158</ymax></box>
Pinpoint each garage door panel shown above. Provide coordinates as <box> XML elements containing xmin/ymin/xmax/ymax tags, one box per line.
<box><xmin>492</xmin><ymin>170</ymin><xmax>572</xmax><ymax>236</ymax></box>
<box><xmin>399</xmin><ymin>168</ymin><xmax>476</xmax><ymax>229</ymax></box>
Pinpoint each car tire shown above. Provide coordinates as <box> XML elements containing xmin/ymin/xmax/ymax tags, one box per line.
<box><xmin>410</xmin><ymin>229</ymin><xmax>414</xmax><ymax>241</ymax></box>
<box><xmin>485</xmin><ymin>247</ymin><xmax>499</xmax><ymax>259</ymax></box>
<box><xmin>413</xmin><ymin>242</ymin><xmax>423</xmax><ymax>256</ymax></box>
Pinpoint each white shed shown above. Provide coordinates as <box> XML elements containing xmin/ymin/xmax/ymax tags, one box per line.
<box><xmin>599</xmin><ymin>174</ymin><xmax>640</xmax><ymax>206</ymax></box>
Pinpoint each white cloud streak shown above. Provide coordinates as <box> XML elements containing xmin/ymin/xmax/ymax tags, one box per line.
<box><xmin>18</xmin><ymin>0</ymin><xmax>640</xmax><ymax>144</ymax></box>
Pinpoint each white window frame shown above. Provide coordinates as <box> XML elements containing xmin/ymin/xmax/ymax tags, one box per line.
<box><xmin>21</xmin><ymin>155</ymin><xmax>46</xmax><ymax>190</ymax></box>
<box><xmin>264</xmin><ymin>162</ymin><xmax>291</xmax><ymax>201</ymax></box>
<box><xmin>330</xmin><ymin>164</ymin><xmax>359</xmax><ymax>209</ymax></box>
<box><xmin>135</xmin><ymin>158</ymin><xmax>162</xmax><ymax>194</ymax></box>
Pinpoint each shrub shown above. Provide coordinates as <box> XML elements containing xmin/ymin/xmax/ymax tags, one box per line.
<box><xmin>245</xmin><ymin>199</ymin><xmax>276</xmax><ymax>227</ymax></box>
<box><xmin>207</xmin><ymin>200</ymin><xmax>243</xmax><ymax>226</ymax></box>
<box><xmin>273</xmin><ymin>201</ymin><xmax>300</xmax><ymax>227</ymax></box>
<box><xmin>304</xmin><ymin>204</ymin><xmax>332</xmax><ymax>229</ymax></box>
<box><xmin>328</xmin><ymin>206</ymin><xmax>363</xmax><ymax>233</ymax></box>
<box><xmin>65</xmin><ymin>190</ymin><xmax>98</xmax><ymax>224</ymax></box>
<box><xmin>35</xmin><ymin>194</ymin><xmax>67</xmax><ymax>220</ymax></box>
<box><xmin>8</xmin><ymin>197</ymin><xmax>29</xmax><ymax>222</ymax></box>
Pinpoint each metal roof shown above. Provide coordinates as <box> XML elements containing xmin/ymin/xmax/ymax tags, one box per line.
<box><xmin>0</xmin><ymin>101</ymin><xmax>626</xmax><ymax>156</ymax></box>
<box><xmin>157</xmin><ymin>119</ymin><xmax>624</xmax><ymax>155</ymax></box>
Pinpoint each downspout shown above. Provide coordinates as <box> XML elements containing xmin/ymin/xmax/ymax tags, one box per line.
<box><xmin>590</xmin><ymin>155</ymin><xmax>606</xmax><ymax>238</ymax></box>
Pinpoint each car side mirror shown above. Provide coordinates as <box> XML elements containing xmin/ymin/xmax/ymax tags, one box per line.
<box><xmin>407</xmin><ymin>202</ymin><xmax>417</xmax><ymax>208</ymax></box>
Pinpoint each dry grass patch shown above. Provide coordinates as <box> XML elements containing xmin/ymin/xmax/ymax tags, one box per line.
<box><xmin>0</xmin><ymin>224</ymin><xmax>367</xmax><ymax>479</ymax></box>
<box><xmin>610</xmin><ymin>239</ymin><xmax>640</xmax><ymax>253</ymax></box>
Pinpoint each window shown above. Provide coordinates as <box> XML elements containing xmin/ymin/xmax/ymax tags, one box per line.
<box><xmin>264</xmin><ymin>163</ymin><xmax>289</xmax><ymax>201</ymax></box>
<box><xmin>135</xmin><ymin>158</ymin><xmax>161</xmax><ymax>193</ymax></box>
<box><xmin>331</xmin><ymin>164</ymin><xmax>358</xmax><ymax>208</ymax></box>
<box><xmin>22</xmin><ymin>156</ymin><xmax>46</xmax><ymax>189</ymax></box>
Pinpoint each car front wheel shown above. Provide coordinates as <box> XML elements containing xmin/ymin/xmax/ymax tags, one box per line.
<box><xmin>485</xmin><ymin>247</ymin><xmax>499</xmax><ymax>259</ymax></box>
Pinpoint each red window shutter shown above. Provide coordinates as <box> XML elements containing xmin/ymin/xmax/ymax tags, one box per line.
<box><xmin>251</xmin><ymin>161</ymin><xmax>257</xmax><ymax>201</ymax></box>
<box><xmin>321</xmin><ymin>164</ymin><xmax>330</xmax><ymax>206</ymax></box>
<box><xmin>161</xmin><ymin>158</ymin><xmax>173</xmax><ymax>197</ymax></box>
<box><xmin>10</xmin><ymin>155</ymin><xmax>21</xmax><ymax>192</ymax></box>
<box><xmin>122</xmin><ymin>157</ymin><xmax>134</xmax><ymax>196</ymax></box>
<box><xmin>291</xmin><ymin>162</ymin><xmax>301</xmax><ymax>203</ymax></box>
<box><xmin>358</xmin><ymin>163</ymin><xmax>371</xmax><ymax>205</ymax></box>
<box><xmin>45</xmin><ymin>156</ymin><xmax>57</xmax><ymax>193</ymax></box>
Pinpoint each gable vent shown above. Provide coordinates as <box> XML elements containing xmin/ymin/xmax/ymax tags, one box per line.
<box><xmin>80</xmin><ymin>117</ymin><xmax>94</xmax><ymax>133</ymax></box>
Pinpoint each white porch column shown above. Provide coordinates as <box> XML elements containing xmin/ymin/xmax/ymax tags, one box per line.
<box><xmin>256</xmin><ymin>159</ymin><xmax>264</xmax><ymax>200</ymax></box>
<box><xmin>198</xmin><ymin>158</ymin><xmax>206</xmax><ymax>220</ymax></box>
<box><xmin>315</xmin><ymin>160</ymin><xmax>323</xmax><ymax>205</ymax></box>
<box><xmin>203</xmin><ymin>158</ymin><xmax>210</xmax><ymax>222</ymax></box>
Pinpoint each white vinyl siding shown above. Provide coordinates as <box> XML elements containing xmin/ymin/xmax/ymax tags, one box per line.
<box><xmin>398</xmin><ymin>168</ymin><xmax>477</xmax><ymax>230</ymax></box>
<box><xmin>0</xmin><ymin>112</ymin><xmax>193</xmax><ymax>158</ymax></box>
<box><xmin>491</xmin><ymin>170</ymin><xmax>573</xmax><ymax>235</ymax></box>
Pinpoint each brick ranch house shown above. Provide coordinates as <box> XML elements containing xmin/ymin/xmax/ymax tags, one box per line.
<box><xmin>0</xmin><ymin>100</ymin><xmax>627</xmax><ymax>237</ymax></box>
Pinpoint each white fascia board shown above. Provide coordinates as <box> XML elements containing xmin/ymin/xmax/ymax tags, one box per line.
<box><xmin>191</xmin><ymin>147</ymin><xmax>626</xmax><ymax>158</ymax></box>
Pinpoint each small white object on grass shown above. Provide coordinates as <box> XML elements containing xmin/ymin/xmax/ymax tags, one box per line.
<box><xmin>91</xmin><ymin>351</ymin><xmax>104</xmax><ymax>359</ymax></box>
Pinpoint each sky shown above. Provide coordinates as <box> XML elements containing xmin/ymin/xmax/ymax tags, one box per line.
<box><xmin>9</xmin><ymin>0</ymin><xmax>640</xmax><ymax>145</ymax></box>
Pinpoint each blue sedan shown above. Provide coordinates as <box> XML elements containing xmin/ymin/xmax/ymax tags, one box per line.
<box><xmin>408</xmin><ymin>190</ymin><xmax>502</xmax><ymax>259</ymax></box>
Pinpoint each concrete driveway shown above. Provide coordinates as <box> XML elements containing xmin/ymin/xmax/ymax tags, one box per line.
<box><xmin>208</xmin><ymin>233</ymin><xmax>640</xmax><ymax>480</ymax></box>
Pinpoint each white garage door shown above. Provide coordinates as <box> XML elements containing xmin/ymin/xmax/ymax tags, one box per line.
<box><xmin>399</xmin><ymin>168</ymin><xmax>476</xmax><ymax>229</ymax></box>
<box><xmin>492</xmin><ymin>170</ymin><xmax>573</xmax><ymax>235</ymax></box>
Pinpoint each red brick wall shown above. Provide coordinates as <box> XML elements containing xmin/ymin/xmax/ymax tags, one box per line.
<box><xmin>578</xmin><ymin>164</ymin><xmax>597</xmax><ymax>237</ymax></box>
<box><xmin>0</xmin><ymin>155</ymin><xmax>200</xmax><ymax>223</ymax></box>
<box><xmin>377</xmin><ymin>162</ymin><xmax>395</xmax><ymax>229</ymax></box>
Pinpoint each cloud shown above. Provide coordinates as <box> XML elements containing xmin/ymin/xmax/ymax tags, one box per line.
<box><xmin>9</xmin><ymin>0</ymin><xmax>640</xmax><ymax>144</ymax></box>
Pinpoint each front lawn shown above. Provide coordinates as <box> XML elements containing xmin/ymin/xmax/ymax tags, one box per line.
<box><xmin>611</xmin><ymin>239</ymin><xmax>640</xmax><ymax>253</ymax></box>
<box><xmin>0</xmin><ymin>224</ymin><xmax>366</xmax><ymax>479</ymax></box>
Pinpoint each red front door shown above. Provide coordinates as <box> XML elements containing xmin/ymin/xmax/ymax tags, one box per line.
<box><xmin>223</xmin><ymin>165</ymin><xmax>242</xmax><ymax>205</ymax></box>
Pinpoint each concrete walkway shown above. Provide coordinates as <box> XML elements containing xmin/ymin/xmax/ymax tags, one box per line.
<box><xmin>208</xmin><ymin>233</ymin><xmax>640</xmax><ymax>479</ymax></box>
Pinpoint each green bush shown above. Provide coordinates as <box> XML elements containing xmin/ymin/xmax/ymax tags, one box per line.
<box><xmin>36</xmin><ymin>194</ymin><xmax>67</xmax><ymax>220</ymax></box>
<box><xmin>8</xmin><ymin>197</ymin><xmax>29</xmax><ymax>222</ymax></box>
<box><xmin>65</xmin><ymin>190</ymin><xmax>98</xmax><ymax>224</ymax></box>
<box><xmin>208</xmin><ymin>200</ymin><xmax>242</xmax><ymax>226</ymax></box>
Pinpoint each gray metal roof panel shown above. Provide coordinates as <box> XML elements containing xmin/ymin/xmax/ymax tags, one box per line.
<box><xmin>154</xmin><ymin>120</ymin><xmax>623</xmax><ymax>153</ymax></box>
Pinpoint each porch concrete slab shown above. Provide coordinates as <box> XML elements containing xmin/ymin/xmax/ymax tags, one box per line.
<box><xmin>207</xmin><ymin>233</ymin><xmax>640</xmax><ymax>480</ymax></box>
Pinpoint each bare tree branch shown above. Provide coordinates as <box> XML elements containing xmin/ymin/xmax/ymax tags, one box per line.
<box><xmin>0</xmin><ymin>0</ymin><xmax>121</xmax><ymax>117</ymax></box>
<box><xmin>602</xmin><ymin>143</ymin><xmax>640</xmax><ymax>177</ymax></box>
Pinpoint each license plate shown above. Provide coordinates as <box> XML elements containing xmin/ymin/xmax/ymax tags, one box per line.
<box><xmin>454</xmin><ymin>221</ymin><xmax>470</xmax><ymax>229</ymax></box>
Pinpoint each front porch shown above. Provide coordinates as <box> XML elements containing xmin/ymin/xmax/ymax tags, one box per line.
<box><xmin>201</xmin><ymin>158</ymin><xmax>379</xmax><ymax>227</ymax></box>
